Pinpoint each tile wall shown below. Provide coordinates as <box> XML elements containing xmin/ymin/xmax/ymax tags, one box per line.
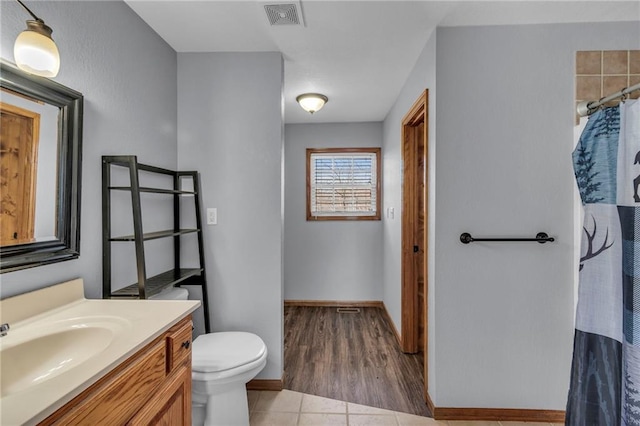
<box><xmin>576</xmin><ymin>50</ymin><xmax>640</xmax><ymax>121</ymax></box>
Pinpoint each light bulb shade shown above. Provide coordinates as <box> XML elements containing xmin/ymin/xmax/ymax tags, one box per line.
<box><xmin>14</xmin><ymin>21</ymin><xmax>60</xmax><ymax>77</ymax></box>
<box><xmin>296</xmin><ymin>93</ymin><xmax>328</xmax><ymax>114</ymax></box>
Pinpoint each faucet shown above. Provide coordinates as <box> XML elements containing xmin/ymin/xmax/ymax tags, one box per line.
<box><xmin>0</xmin><ymin>323</ymin><xmax>9</xmax><ymax>337</ymax></box>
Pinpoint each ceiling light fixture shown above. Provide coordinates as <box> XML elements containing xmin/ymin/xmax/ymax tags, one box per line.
<box><xmin>13</xmin><ymin>0</ymin><xmax>60</xmax><ymax>77</ymax></box>
<box><xmin>296</xmin><ymin>93</ymin><xmax>328</xmax><ymax>114</ymax></box>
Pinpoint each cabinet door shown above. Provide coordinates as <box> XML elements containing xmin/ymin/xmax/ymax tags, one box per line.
<box><xmin>40</xmin><ymin>341</ymin><xmax>166</xmax><ymax>426</ymax></box>
<box><xmin>127</xmin><ymin>364</ymin><xmax>191</xmax><ymax>426</ymax></box>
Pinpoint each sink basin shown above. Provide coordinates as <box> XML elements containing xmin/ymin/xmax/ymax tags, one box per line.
<box><xmin>0</xmin><ymin>316</ymin><xmax>129</xmax><ymax>397</ymax></box>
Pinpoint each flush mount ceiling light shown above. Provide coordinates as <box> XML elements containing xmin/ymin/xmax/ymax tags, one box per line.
<box><xmin>296</xmin><ymin>93</ymin><xmax>328</xmax><ymax>114</ymax></box>
<box><xmin>13</xmin><ymin>0</ymin><xmax>60</xmax><ymax>77</ymax></box>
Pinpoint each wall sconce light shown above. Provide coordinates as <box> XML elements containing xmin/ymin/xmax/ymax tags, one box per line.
<box><xmin>296</xmin><ymin>93</ymin><xmax>328</xmax><ymax>114</ymax></box>
<box><xmin>13</xmin><ymin>0</ymin><xmax>60</xmax><ymax>77</ymax></box>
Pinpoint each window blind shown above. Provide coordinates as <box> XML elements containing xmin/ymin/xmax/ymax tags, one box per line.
<box><xmin>309</xmin><ymin>152</ymin><xmax>377</xmax><ymax>217</ymax></box>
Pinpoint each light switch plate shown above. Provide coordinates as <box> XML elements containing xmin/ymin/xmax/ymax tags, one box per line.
<box><xmin>207</xmin><ymin>208</ymin><xmax>217</xmax><ymax>225</ymax></box>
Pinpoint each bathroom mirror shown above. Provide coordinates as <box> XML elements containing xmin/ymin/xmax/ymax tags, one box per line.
<box><xmin>0</xmin><ymin>60</ymin><xmax>83</xmax><ymax>273</ymax></box>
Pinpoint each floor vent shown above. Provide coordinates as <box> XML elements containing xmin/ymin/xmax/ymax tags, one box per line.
<box><xmin>263</xmin><ymin>2</ymin><xmax>304</xmax><ymax>26</ymax></box>
<box><xmin>336</xmin><ymin>307</ymin><xmax>360</xmax><ymax>314</ymax></box>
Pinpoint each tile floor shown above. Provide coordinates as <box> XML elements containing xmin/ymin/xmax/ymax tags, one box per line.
<box><xmin>248</xmin><ymin>390</ymin><xmax>564</xmax><ymax>426</ymax></box>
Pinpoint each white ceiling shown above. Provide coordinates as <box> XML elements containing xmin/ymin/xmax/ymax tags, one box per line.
<box><xmin>125</xmin><ymin>1</ymin><xmax>640</xmax><ymax>124</ymax></box>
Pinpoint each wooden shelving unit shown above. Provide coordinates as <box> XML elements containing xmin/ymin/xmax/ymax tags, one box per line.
<box><xmin>102</xmin><ymin>155</ymin><xmax>210</xmax><ymax>332</ymax></box>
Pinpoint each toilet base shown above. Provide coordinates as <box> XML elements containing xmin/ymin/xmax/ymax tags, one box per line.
<box><xmin>192</xmin><ymin>401</ymin><xmax>205</xmax><ymax>426</ymax></box>
<box><xmin>193</xmin><ymin>383</ymin><xmax>250</xmax><ymax>426</ymax></box>
<box><xmin>190</xmin><ymin>332</ymin><xmax>268</xmax><ymax>426</ymax></box>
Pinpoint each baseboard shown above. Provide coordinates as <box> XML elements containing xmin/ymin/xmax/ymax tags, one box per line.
<box><xmin>432</xmin><ymin>406</ymin><xmax>565</xmax><ymax>422</ymax></box>
<box><xmin>380</xmin><ymin>302</ymin><xmax>402</xmax><ymax>346</ymax></box>
<box><xmin>246</xmin><ymin>378</ymin><xmax>283</xmax><ymax>391</ymax></box>
<box><xmin>285</xmin><ymin>300</ymin><xmax>384</xmax><ymax>308</ymax></box>
<box><xmin>425</xmin><ymin>391</ymin><xmax>436</xmax><ymax>417</ymax></box>
<box><xmin>426</xmin><ymin>384</ymin><xmax>564</xmax><ymax>422</ymax></box>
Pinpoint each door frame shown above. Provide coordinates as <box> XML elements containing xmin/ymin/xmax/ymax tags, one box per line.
<box><xmin>400</xmin><ymin>89</ymin><xmax>429</xmax><ymax>397</ymax></box>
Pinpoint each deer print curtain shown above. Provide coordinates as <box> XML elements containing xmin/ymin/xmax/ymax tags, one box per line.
<box><xmin>567</xmin><ymin>99</ymin><xmax>640</xmax><ymax>425</ymax></box>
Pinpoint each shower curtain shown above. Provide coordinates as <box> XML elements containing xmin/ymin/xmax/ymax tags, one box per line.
<box><xmin>567</xmin><ymin>98</ymin><xmax>640</xmax><ymax>425</ymax></box>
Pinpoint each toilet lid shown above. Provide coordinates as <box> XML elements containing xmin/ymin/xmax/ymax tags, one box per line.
<box><xmin>192</xmin><ymin>332</ymin><xmax>266</xmax><ymax>373</ymax></box>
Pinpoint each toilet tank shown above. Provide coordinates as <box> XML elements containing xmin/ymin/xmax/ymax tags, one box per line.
<box><xmin>150</xmin><ymin>287</ymin><xmax>189</xmax><ymax>300</ymax></box>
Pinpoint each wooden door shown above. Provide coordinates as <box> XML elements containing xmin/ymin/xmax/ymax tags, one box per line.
<box><xmin>0</xmin><ymin>102</ymin><xmax>40</xmax><ymax>245</ymax></box>
<box><xmin>127</xmin><ymin>365</ymin><xmax>192</xmax><ymax>426</ymax></box>
<box><xmin>400</xmin><ymin>90</ymin><xmax>429</xmax><ymax>400</ymax></box>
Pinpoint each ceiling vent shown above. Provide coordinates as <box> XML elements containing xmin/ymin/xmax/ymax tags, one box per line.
<box><xmin>263</xmin><ymin>2</ymin><xmax>305</xmax><ymax>26</ymax></box>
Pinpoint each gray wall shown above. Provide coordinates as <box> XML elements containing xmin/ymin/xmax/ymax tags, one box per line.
<box><xmin>177</xmin><ymin>52</ymin><xmax>284</xmax><ymax>380</ymax></box>
<box><xmin>0</xmin><ymin>1</ymin><xmax>177</xmax><ymax>299</ymax></box>
<box><xmin>284</xmin><ymin>122</ymin><xmax>383</xmax><ymax>301</ymax></box>
<box><xmin>433</xmin><ymin>21</ymin><xmax>639</xmax><ymax>409</ymax></box>
<box><xmin>381</xmin><ymin>21</ymin><xmax>640</xmax><ymax>410</ymax></box>
<box><xmin>382</xmin><ymin>29</ymin><xmax>438</xmax><ymax>392</ymax></box>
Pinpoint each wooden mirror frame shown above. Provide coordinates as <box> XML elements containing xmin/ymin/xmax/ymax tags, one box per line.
<box><xmin>0</xmin><ymin>60</ymin><xmax>83</xmax><ymax>273</ymax></box>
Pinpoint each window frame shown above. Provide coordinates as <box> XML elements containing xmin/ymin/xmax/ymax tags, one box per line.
<box><xmin>306</xmin><ymin>147</ymin><xmax>382</xmax><ymax>221</ymax></box>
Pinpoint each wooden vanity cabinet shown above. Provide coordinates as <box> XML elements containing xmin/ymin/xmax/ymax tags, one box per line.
<box><xmin>39</xmin><ymin>316</ymin><xmax>193</xmax><ymax>426</ymax></box>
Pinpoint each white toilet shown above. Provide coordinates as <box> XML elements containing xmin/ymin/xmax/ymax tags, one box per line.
<box><xmin>151</xmin><ymin>287</ymin><xmax>267</xmax><ymax>426</ymax></box>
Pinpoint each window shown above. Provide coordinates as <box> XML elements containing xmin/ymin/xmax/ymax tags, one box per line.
<box><xmin>306</xmin><ymin>148</ymin><xmax>381</xmax><ymax>221</ymax></box>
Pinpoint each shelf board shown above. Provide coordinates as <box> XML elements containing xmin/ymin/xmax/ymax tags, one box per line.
<box><xmin>104</xmin><ymin>157</ymin><xmax>176</xmax><ymax>176</ymax></box>
<box><xmin>110</xmin><ymin>229</ymin><xmax>199</xmax><ymax>242</ymax></box>
<box><xmin>108</xmin><ymin>186</ymin><xmax>196</xmax><ymax>195</ymax></box>
<box><xmin>109</xmin><ymin>268</ymin><xmax>204</xmax><ymax>298</ymax></box>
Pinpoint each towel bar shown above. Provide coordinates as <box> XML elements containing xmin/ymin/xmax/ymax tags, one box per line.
<box><xmin>460</xmin><ymin>232</ymin><xmax>554</xmax><ymax>244</ymax></box>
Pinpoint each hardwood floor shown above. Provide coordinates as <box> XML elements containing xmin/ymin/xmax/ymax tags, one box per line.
<box><xmin>283</xmin><ymin>305</ymin><xmax>431</xmax><ymax>417</ymax></box>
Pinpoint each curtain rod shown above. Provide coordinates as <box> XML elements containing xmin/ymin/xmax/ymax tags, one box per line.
<box><xmin>577</xmin><ymin>83</ymin><xmax>640</xmax><ymax>117</ymax></box>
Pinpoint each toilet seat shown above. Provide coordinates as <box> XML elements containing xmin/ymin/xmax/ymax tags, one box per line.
<box><xmin>192</xmin><ymin>331</ymin><xmax>266</xmax><ymax>374</ymax></box>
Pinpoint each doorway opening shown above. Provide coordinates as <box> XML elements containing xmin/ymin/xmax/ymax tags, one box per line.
<box><xmin>400</xmin><ymin>89</ymin><xmax>429</xmax><ymax>401</ymax></box>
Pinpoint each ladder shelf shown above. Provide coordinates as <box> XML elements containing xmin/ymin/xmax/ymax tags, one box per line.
<box><xmin>102</xmin><ymin>155</ymin><xmax>210</xmax><ymax>333</ymax></box>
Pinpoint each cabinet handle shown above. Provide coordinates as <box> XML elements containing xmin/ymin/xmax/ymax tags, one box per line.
<box><xmin>181</xmin><ymin>340</ymin><xmax>191</xmax><ymax>350</ymax></box>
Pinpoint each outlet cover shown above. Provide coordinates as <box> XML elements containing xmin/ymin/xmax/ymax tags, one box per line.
<box><xmin>207</xmin><ymin>208</ymin><xmax>217</xmax><ymax>225</ymax></box>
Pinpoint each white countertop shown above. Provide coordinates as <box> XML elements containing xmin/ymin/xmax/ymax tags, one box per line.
<box><xmin>0</xmin><ymin>278</ymin><xmax>200</xmax><ymax>426</ymax></box>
